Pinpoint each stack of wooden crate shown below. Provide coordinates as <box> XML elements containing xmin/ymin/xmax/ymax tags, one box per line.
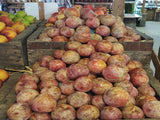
<box><xmin>0</xmin><ymin>1</ymin><xmax>160</xmax><ymax>119</ymax></box>
<box><xmin>7</xmin><ymin>0</ymin><xmax>38</xmax><ymax>13</ymax></box>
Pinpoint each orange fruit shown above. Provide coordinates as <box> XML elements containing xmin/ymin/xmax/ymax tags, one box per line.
<box><xmin>0</xmin><ymin>69</ymin><xmax>9</xmax><ymax>82</ymax></box>
<box><xmin>0</xmin><ymin>35</ymin><xmax>8</xmax><ymax>43</ymax></box>
<box><xmin>1</xmin><ymin>28</ymin><xmax>17</xmax><ymax>41</ymax></box>
<box><xmin>0</xmin><ymin>21</ymin><xmax>6</xmax><ymax>32</ymax></box>
<box><xmin>45</xmin><ymin>23</ymin><xmax>54</xmax><ymax>27</ymax></box>
<box><xmin>12</xmin><ymin>21</ymin><xmax>26</xmax><ymax>34</ymax></box>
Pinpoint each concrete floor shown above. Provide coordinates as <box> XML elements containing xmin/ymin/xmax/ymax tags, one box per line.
<box><xmin>136</xmin><ymin>21</ymin><xmax>160</xmax><ymax>73</ymax></box>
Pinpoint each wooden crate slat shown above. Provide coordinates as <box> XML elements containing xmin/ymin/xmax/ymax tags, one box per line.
<box><xmin>152</xmin><ymin>49</ymin><xmax>160</xmax><ymax>81</ymax></box>
<box><xmin>158</xmin><ymin>46</ymin><xmax>160</xmax><ymax>60</ymax></box>
<box><xmin>0</xmin><ymin>72</ymin><xmax>21</xmax><ymax>120</ymax></box>
<box><xmin>112</xmin><ymin>0</ymin><xmax>125</xmax><ymax>20</ymax></box>
<box><xmin>124</xmin><ymin>51</ymin><xmax>152</xmax><ymax>67</ymax></box>
<box><xmin>0</xmin><ymin>20</ymin><xmax>43</xmax><ymax>69</ymax></box>
<box><xmin>148</xmin><ymin>69</ymin><xmax>160</xmax><ymax>100</ymax></box>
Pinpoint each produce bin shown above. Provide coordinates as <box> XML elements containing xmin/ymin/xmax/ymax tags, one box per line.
<box><xmin>0</xmin><ymin>20</ymin><xmax>43</xmax><ymax>70</ymax></box>
<box><xmin>121</xmin><ymin>30</ymin><xmax>153</xmax><ymax>67</ymax></box>
<box><xmin>27</xmin><ymin>25</ymin><xmax>153</xmax><ymax>68</ymax></box>
<box><xmin>27</xmin><ymin>25</ymin><xmax>66</xmax><ymax>67</ymax></box>
<box><xmin>0</xmin><ymin>29</ymin><xmax>159</xmax><ymax>119</ymax></box>
<box><xmin>0</xmin><ymin>57</ymin><xmax>160</xmax><ymax>119</ymax></box>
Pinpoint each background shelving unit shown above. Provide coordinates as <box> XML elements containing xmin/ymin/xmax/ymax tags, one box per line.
<box><xmin>6</xmin><ymin>0</ymin><xmax>39</xmax><ymax>13</ymax></box>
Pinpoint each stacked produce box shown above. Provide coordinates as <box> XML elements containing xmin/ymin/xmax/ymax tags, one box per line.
<box><xmin>0</xmin><ymin>4</ymin><xmax>160</xmax><ymax>120</ymax></box>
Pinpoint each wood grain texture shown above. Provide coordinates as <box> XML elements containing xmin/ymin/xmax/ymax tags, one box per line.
<box><xmin>0</xmin><ymin>21</ymin><xmax>42</xmax><ymax>69</ymax></box>
<box><xmin>112</xmin><ymin>0</ymin><xmax>125</xmax><ymax>20</ymax></box>
<box><xmin>124</xmin><ymin>51</ymin><xmax>152</xmax><ymax>67</ymax></box>
<box><xmin>152</xmin><ymin>49</ymin><xmax>160</xmax><ymax>81</ymax></box>
<box><xmin>27</xmin><ymin>26</ymin><xmax>153</xmax><ymax>68</ymax></box>
<box><xmin>38</xmin><ymin>2</ymin><xmax>45</xmax><ymax>20</ymax></box>
<box><xmin>0</xmin><ymin>69</ymin><xmax>160</xmax><ymax>120</ymax></box>
<box><xmin>147</xmin><ymin>68</ymin><xmax>160</xmax><ymax>100</ymax></box>
<box><xmin>27</xmin><ymin>25</ymin><xmax>67</xmax><ymax>67</ymax></box>
<box><xmin>158</xmin><ymin>47</ymin><xmax>160</xmax><ymax>60</ymax></box>
<box><xmin>0</xmin><ymin>72</ymin><xmax>22</xmax><ymax>120</ymax></box>
<box><xmin>28</xmin><ymin>49</ymin><xmax>56</xmax><ymax>67</ymax></box>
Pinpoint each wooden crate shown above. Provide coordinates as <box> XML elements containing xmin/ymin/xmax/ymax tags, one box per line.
<box><xmin>152</xmin><ymin>47</ymin><xmax>160</xmax><ymax>81</ymax></box>
<box><xmin>27</xmin><ymin>25</ymin><xmax>153</xmax><ymax>68</ymax></box>
<box><xmin>145</xmin><ymin>48</ymin><xmax>160</xmax><ymax>100</ymax></box>
<box><xmin>0</xmin><ymin>20</ymin><xmax>43</xmax><ymax>70</ymax></box>
<box><xmin>0</xmin><ymin>67</ymin><xmax>160</xmax><ymax>119</ymax></box>
<box><xmin>122</xmin><ymin>30</ymin><xmax>153</xmax><ymax>67</ymax></box>
<box><xmin>146</xmin><ymin>8</ymin><xmax>156</xmax><ymax>21</ymax></box>
<box><xmin>0</xmin><ymin>37</ymin><xmax>158</xmax><ymax>120</ymax></box>
<box><xmin>27</xmin><ymin>26</ymin><xmax>66</xmax><ymax>67</ymax></box>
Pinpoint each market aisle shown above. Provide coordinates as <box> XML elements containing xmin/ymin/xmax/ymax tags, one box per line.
<box><xmin>136</xmin><ymin>21</ymin><xmax>160</xmax><ymax>54</ymax></box>
<box><xmin>136</xmin><ymin>21</ymin><xmax>160</xmax><ymax>73</ymax></box>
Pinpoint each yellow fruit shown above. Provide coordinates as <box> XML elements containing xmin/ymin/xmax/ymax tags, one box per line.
<box><xmin>57</xmin><ymin>14</ymin><xmax>65</xmax><ymax>20</ymax></box>
<box><xmin>0</xmin><ymin>69</ymin><xmax>9</xmax><ymax>82</ymax></box>
<box><xmin>45</xmin><ymin>23</ymin><xmax>54</xmax><ymax>27</ymax></box>
<box><xmin>12</xmin><ymin>21</ymin><xmax>26</xmax><ymax>34</ymax></box>
<box><xmin>3</xmin><ymin>26</ymin><xmax>16</xmax><ymax>32</ymax></box>
<box><xmin>0</xmin><ymin>11</ymin><xmax>9</xmax><ymax>16</ymax></box>
<box><xmin>0</xmin><ymin>21</ymin><xmax>5</xmax><ymax>32</ymax></box>
<box><xmin>1</xmin><ymin>29</ymin><xmax>17</xmax><ymax>41</ymax></box>
<box><xmin>0</xmin><ymin>35</ymin><xmax>8</xmax><ymax>43</ymax></box>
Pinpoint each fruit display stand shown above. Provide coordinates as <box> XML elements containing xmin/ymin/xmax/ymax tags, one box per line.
<box><xmin>0</xmin><ymin>56</ymin><xmax>160</xmax><ymax>119</ymax></box>
<box><xmin>2</xmin><ymin>3</ymin><xmax>160</xmax><ymax>119</ymax></box>
<box><xmin>0</xmin><ymin>20</ymin><xmax>43</xmax><ymax>70</ymax></box>
<box><xmin>26</xmin><ymin>25</ymin><xmax>153</xmax><ymax>68</ymax></box>
<box><xmin>0</xmin><ymin>24</ymin><xmax>159</xmax><ymax>119</ymax></box>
